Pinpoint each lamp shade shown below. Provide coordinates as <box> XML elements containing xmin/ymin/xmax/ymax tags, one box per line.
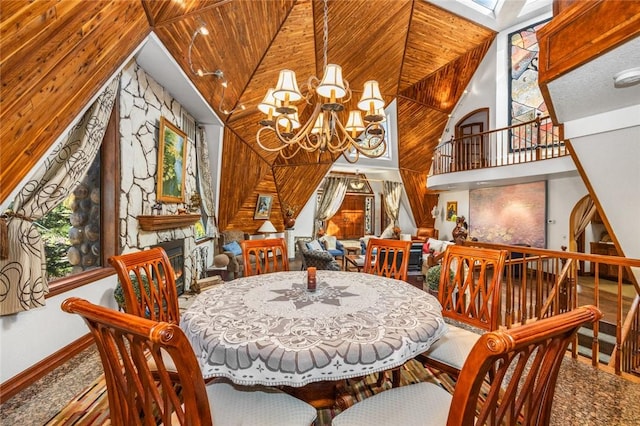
<box><xmin>357</xmin><ymin>80</ymin><xmax>385</xmax><ymax>113</ymax></box>
<box><xmin>277</xmin><ymin>107</ymin><xmax>301</xmax><ymax>130</ymax></box>
<box><xmin>273</xmin><ymin>70</ymin><xmax>302</xmax><ymax>102</ymax></box>
<box><xmin>258</xmin><ymin>220</ymin><xmax>277</xmax><ymax>234</ymax></box>
<box><xmin>258</xmin><ymin>88</ymin><xmax>281</xmax><ymax>117</ymax></box>
<box><xmin>316</xmin><ymin>64</ymin><xmax>347</xmax><ymax>100</ymax></box>
<box><xmin>345</xmin><ymin>110</ymin><xmax>365</xmax><ymax>134</ymax></box>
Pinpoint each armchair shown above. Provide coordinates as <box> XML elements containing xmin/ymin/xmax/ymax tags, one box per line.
<box><xmin>218</xmin><ymin>229</ymin><xmax>247</xmax><ymax>279</ymax></box>
<box><xmin>297</xmin><ymin>240</ymin><xmax>341</xmax><ymax>271</ymax></box>
<box><xmin>412</xmin><ymin>227</ymin><xmax>439</xmax><ymax>241</ymax></box>
<box><xmin>319</xmin><ymin>235</ymin><xmax>345</xmax><ymax>264</ymax></box>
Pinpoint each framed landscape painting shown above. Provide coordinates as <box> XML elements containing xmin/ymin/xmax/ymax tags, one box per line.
<box><xmin>157</xmin><ymin>117</ymin><xmax>188</xmax><ymax>203</ymax></box>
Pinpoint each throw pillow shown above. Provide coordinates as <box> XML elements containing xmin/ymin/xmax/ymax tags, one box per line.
<box><xmin>306</xmin><ymin>239</ymin><xmax>324</xmax><ymax>252</ymax></box>
<box><xmin>321</xmin><ymin>235</ymin><xmax>337</xmax><ymax>250</ymax></box>
<box><xmin>222</xmin><ymin>240</ymin><xmax>242</xmax><ymax>256</ymax></box>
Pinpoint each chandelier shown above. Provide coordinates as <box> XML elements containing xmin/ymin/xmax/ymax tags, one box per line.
<box><xmin>257</xmin><ymin>0</ymin><xmax>387</xmax><ymax>163</ymax></box>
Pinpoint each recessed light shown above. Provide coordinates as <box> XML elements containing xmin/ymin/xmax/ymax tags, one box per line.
<box><xmin>613</xmin><ymin>67</ymin><xmax>640</xmax><ymax>88</ymax></box>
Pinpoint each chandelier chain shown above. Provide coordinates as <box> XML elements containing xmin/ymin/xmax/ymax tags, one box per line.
<box><xmin>322</xmin><ymin>0</ymin><xmax>329</xmax><ymax>70</ymax></box>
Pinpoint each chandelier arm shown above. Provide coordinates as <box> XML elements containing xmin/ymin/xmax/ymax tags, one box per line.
<box><xmin>333</xmin><ymin>117</ymin><xmax>386</xmax><ymax>156</ymax></box>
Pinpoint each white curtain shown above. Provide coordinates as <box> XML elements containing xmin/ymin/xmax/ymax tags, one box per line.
<box><xmin>382</xmin><ymin>181</ymin><xmax>403</xmax><ymax>229</ymax></box>
<box><xmin>196</xmin><ymin>127</ymin><xmax>218</xmax><ymax>238</ymax></box>
<box><xmin>0</xmin><ymin>75</ymin><xmax>120</xmax><ymax>315</ymax></box>
<box><xmin>314</xmin><ymin>176</ymin><xmax>349</xmax><ymax>237</ymax></box>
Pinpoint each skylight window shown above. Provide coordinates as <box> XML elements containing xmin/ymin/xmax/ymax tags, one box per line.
<box><xmin>472</xmin><ymin>0</ymin><xmax>498</xmax><ymax>10</ymax></box>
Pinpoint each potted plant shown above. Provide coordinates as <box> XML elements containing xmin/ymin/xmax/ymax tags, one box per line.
<box><xmin>113</xmin><ymin>274</ymin><xmax>151</xmax><ymax>312</ymax></box>
<box><xmin>424</xmin><ymin>264</ymin><xmax>454</xmax><ymax>297</ymax></box>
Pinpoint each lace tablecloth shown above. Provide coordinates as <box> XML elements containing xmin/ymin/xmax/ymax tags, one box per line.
<box><xmin>181</xmin><ymin>270</ymin><xmax>446</xmax><ymax>387</ymax></box>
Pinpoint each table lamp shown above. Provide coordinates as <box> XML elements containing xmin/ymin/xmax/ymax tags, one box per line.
<box><xmin>258</xmin><ymin>220</ymin><xmax>277</xmax><ymax>238</ymax></box>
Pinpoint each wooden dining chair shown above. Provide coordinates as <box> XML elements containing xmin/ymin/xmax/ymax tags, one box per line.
<box><xmin>240</xmin><ymin>238</ymin><xmax>289</xmax><ymax>276</ymax></box>
<box><xmin>333</xmin><ymin>305</ymin><xmax>603</xmax><ymax>426</ymax></box>
<box><xmin>108</xmin><ymin>247</ymin><xmax>180</xmax><ymax>324</ymax></box>
<box><xmin>61</xmin><ymin>297</ymin><xmax>318</xmax><ymax>426</ymax></box>
<box><xmin>417</xmin><ymin>244</ymin><xmax>509</xmax><ymax>377</ymax></box>
<box><xmin>363</xmin><ymin>237</ymin><xmax>412</xmax><ymax>281</ymax></box>
<box><xmin>361</xmin><ymin>237</ymin><xmax>412</xmax><ymax>387</ymax></box>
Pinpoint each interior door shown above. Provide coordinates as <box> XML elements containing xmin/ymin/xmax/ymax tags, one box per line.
<box><xmin>456</xmin><ymin>122</ymin><xmax>484</xmax><ymax>170</ymax></box>
<box><xmin>328</xmin><ymin>195</ymin><xmax>365</xmax><ymax>239</ymax></box>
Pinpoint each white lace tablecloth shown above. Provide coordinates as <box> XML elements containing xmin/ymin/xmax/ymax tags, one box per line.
<box><xmin>181</xmin><ymin>270</ymin><xmax>446</xmax><ymax>387</ymax></box>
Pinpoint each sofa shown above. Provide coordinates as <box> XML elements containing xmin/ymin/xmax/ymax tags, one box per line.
<box><xmin>420</xmin><ymin>237</ymin><xmax>455</xmax><ymax>276</ymax></box>
<box><xmin>219</xmin><ymin>229</ymin><xmax>247</xmax><ymax>279</ymax></box>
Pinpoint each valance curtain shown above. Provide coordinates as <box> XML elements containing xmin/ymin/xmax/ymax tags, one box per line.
<box><xmin>314</xmin><ymin>177</ymin><xmax>349</xmax><ymax>237</ymax></box>
<box><xmin>195</xmin><ymin>126</ymin><xmax>218</xmax><ymax>238</ymax></box>
<box><xmin>382</xmin><ymin>181</ymin><xmax>403</xmax><ymax>231</ymax></box>
<box><xmin>0</xmin><ymin>75</ymin><xmax>120</xmax><ymax>316</ymax></box>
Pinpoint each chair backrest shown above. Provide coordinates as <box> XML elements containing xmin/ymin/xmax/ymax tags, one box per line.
<box><xmin>61</xmin><ymin>297</ymin><xmax>213</xmax><ymax>426</ymax></box>
<box><xmin>363</xmin><ymin>238</ymin><xmax>412</xmax><ymax>281</ymax></box>
<box><xmin>296</xmin><ymin>239</ymin><xmax>309</xmax><ymax>269</ymax></box>
<box><xmin>438</xmin><ymin>244</ymin><xmax>508</xmax><ymax>332</ymax></box>
<box><xmin>108</xmin><ymin>247</ymin><xmax>180</xmax><ymax>324</ymax></box>
<box><xmin>449</xmin><ymin>305</ymin><xmax>602</xmax><ymax>426</ymax></box>
<box><xmin>240</xmin><ymin>238</ymin><xmax>289</xmax><ymax>276</ymax></box>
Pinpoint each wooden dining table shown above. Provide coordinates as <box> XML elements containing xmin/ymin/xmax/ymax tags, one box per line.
<box><xmin>180</xmin><ymin>270</ymin><xmax>447</xmax><ymax>408</ymax></box>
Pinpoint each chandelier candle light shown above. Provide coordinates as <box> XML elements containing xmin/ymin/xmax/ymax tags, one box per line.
<box><xmin>257</xmin><ymin>0</ymin><xmax>387</xmax><ymax>162</ymax></box>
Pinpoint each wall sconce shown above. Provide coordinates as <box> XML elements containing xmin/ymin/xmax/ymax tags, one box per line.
<box><xmin>431</xmin><ymin>206</ymin><xmax>440</xmax><ymax>219</ymax></box>
<box><xmin>188</xmin><ymin>23</ymin><xmax>245</xmax><ymax>115</ymax></box>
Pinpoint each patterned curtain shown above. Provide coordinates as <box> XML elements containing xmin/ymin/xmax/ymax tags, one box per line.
<box><xmin>314</xmin><ymin>176</ymin><xmax>349</xmax><ymax>237</ymax></box>
<box><xmin>383</xmin><ymin>181</ymin><xmax>403</xmax><ymax>229</ymax></box>
<box><xmin>0</xmin><ymin>75</ymin><xmax>120</xmax><ymax>316</ymax></box>
<box><xmin>196</xmin><ymin>126</ymin><xmax>218</xmax><ymax>238</ymax></box>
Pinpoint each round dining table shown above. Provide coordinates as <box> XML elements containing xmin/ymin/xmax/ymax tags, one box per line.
<box><xmin>181</xmin><ymin>270</ymin><xmax>446</xmax><ymax>407</ymax></box>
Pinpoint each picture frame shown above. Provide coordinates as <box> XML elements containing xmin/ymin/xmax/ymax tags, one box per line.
<box><xmin>446</xmin><ymin>201</ymin><xmax>458</xmax><ymax>221</ymax></box>
<box><xmin>254</xmin><ymin>194</ymin><xmax>273</xmax><ymax>220</ymax></box>
<box><xmin>157</xmin><ymin>117</ymin><xmax>188</xmax><ymax>203</ymax></box>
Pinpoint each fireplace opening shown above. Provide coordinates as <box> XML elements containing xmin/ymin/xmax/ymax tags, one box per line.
<box><xmin>153</xmin><ymin>239</ymin><xmax>185</xmax><ymax>295</ymax></box>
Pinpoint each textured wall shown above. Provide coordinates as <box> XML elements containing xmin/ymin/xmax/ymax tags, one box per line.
<box><xmin>118</xmin><ymin>62</ymin><xmax>198</xmax><ymax>289</ymax></box>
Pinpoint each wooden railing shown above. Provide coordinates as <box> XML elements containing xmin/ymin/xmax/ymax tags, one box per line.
<box><xmin>461</xmin><ymin>241</ymin><xmax>640</xmax><ymax>378</ymax></box>
<box><xmin>432</xmin><ymin>116</ymin><xmax>568</xmax><ymax>175</ymax></box>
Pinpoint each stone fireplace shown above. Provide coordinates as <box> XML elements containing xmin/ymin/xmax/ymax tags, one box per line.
<box><xmin>153</xmin><ymin>239</ymin><xmax>185</xmax><ymax>295</ymax></box>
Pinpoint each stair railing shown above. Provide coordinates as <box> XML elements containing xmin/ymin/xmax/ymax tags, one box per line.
<box><xmin>610</xmin><ymin>295</ymin><xmax>640</xmax><ymax>375</ymax></box>
<box><xmin>463</xmin><ymin>240</ymin><xmax>640</xmax><ymax>377</ymax></box>
<box><xmin>432</xmin><ymin>115</ymin><xmax>567</xmax><ymax>175</ymax></box>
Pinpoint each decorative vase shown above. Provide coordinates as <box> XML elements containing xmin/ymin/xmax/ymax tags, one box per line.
<box><xmin>284</xmin><ymin>216</ymin><xmax>296</xmax><ymax>229</ymax></box>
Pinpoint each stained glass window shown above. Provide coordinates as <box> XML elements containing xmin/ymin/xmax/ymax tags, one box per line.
<box><xmin>509</xmin><ymin>19</ymin><xmax>550</xmax><ymax>149</ymax></box>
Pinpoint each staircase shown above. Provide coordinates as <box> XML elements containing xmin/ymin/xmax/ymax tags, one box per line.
<box><xmin>577</xmin><ymin>320</ymin><xmax>617</xmax><ymax>365</ymax></box>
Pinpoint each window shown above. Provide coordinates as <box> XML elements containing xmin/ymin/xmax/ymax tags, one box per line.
<box><xmin>508</xmin><ymin>19</ymin><xmax>550</xmax><ymax>150</ymax></box>
<box><xmin>43</xmin><ymin>100</ymin><xmax>119</xmax><ymax>294</ymax></box>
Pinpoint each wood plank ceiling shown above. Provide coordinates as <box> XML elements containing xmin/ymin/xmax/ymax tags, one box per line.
<box><xmin>1</xmin><ymin>0</ymin><xmax>495</xmax><ymax>234</ymax></box>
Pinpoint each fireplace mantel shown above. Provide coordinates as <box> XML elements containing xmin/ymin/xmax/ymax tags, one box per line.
<box><xmin>137</xmin><ymin>214</ymin><xmax>201</xmax><ymax>231</ymax></box>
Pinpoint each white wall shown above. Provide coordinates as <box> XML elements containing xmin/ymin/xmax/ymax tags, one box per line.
<box><xmin>0</xmin><ymin>275</ymin><xmax>118</xmax><ymax>383</ymax></box>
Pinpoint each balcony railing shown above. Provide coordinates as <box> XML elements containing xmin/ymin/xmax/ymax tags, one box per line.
<box><xmin>459</xmin><ymin>241</ymin><xmax>640</xmax><ymax>379</ymax></box>
<box><xmin>432</xmin><ymin>115</ymin><xmax>568</xmax><ymax>175</ymax></box>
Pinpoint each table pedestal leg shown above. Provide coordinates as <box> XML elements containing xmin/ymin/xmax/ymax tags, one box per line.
<box><xmin>282</xmin><ymin>380</ymin><xmax>343</xmax><ymax>409</ymax></box>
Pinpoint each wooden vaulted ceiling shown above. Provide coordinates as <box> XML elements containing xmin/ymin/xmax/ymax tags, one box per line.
<box><xmin>1</xmin><ymin>0</ymin><xmax>495</xmax><ymax>233</ymax></box>
<box><xmin>148</xmin><ymin>0</ymin><xmax>495</xmax><ymax>231</ymax></box>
